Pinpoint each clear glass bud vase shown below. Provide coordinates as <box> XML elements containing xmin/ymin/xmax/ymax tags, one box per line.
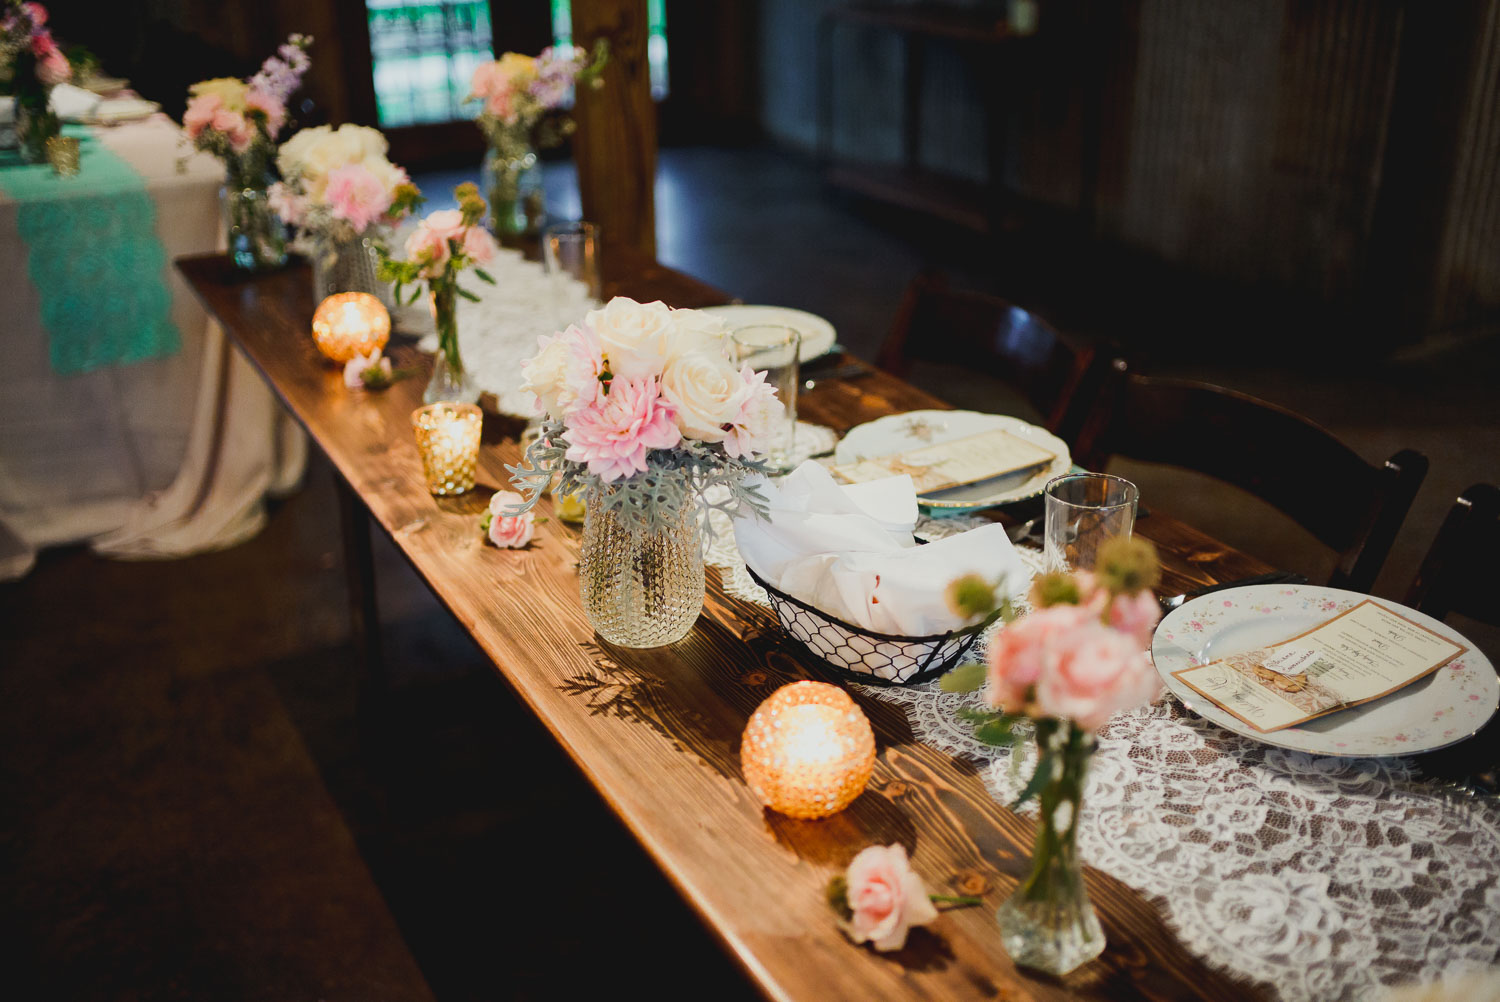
<box><xmin>996</xmin><ymin>722</ymin><xmax>1105</xmax><ymax>976</ymax></box>
<box><xmin>222</xmin><ymin>168</ymin><xmax>287</xmax><ymax>273</ymax></box>
<box><xmin>312</xmin><ymin>235</ymin><xmax>387</xmax><ymax>305</ymax></box>
<box><xmin>424</xmin><ymin>280</ymin><xmax>478</xmax><ymax>404</ymax></box>
<box><xmin>579</xmin><ymin>492</ymin><xmax>705</xmax><ymax>648</ymax></box>
<box><xmin>14</xmin><ymin>94</ymin><xmax>59</xmax><ymax>165</ymax></box>
<box><xmin>481</xmin><ymin>137</ymin><xmax>544</xmax><ymax>246</ymax></box>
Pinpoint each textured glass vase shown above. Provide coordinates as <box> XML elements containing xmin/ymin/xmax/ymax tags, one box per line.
<box><xmin>996</xmin><ymin>723</ymin><xmax>1105</xmax><ymax>976</ymax></box>
<box><xmin>312</xmin><ymin>235</ymin><xmax>386</xmax><ymax>304</ymax></box>
<box><xmin>222</xmin><ymin>167</ymin><xmax>287</xmax><ymax>273</ymax></box>
<box><xmin>579</xmin><ymin>494</ymin><xmax>705</xmax><ymax>647</ymax></box>
<box><xmin>424</xmin><ymin>280</ymin><xmax>478</xmax><ymax>404</ymax></box>
<box><xmin>481</xmin><ymin>133</ymin><xmax>543</xmax><ymax>247</ymax></box>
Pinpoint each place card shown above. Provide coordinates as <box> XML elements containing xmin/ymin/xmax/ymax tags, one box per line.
<box><xmin>1171</xmin><ymin>600</ymin><xmax>1467</xmax><ymax>732</ymax></box>
<box><xmin>831</xmin><ymin>428</ymin><xmax>1055</xmax><ymax>494</ymax></box>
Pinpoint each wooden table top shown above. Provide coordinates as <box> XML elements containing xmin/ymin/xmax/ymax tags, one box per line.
<box><xmin>179</xmin><ymin>248</ymin><xmax>1270</xmax><ymax>1002</ymax></box>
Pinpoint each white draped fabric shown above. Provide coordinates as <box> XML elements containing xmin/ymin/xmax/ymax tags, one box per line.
<box><xmin>0</xmin><ymin>117</ymin><xmax>305</xmax><ymax>580</ymax></box>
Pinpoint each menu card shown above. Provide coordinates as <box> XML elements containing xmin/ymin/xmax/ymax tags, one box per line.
<box><xmin>1171</xmin><ymin>600</ymin><xmax>1467</xmax><ymax>732</ymax></box>
<box><xmin>831</xmin><ymin>428</ymin><xmax>1055</xmax><ymax>494</ymax></box>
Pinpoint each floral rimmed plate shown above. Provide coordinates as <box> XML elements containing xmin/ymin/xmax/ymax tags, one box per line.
<box><xmin>833</xmin><ymin>410</ymin><xmax>1072</xmax><ymax>514</ymax></box>
<box><xmin>1153</xmin><ymin>584</ymin><xmax>1498</xmax><ymax>757</ymax></box>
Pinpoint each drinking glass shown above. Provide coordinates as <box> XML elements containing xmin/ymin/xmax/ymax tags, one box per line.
<box><xmin>1043</xmin><ymin>473</ymin><xmax>1139</xmax><ymax>572</ymax></box>
<box><xmin>730</xmin><ymin>324</ymin><xmax>801</xmax><ymax>471</ymax></box>
<box><xmin>543</xmin><ymin>221</ymin><xmax>602</xmax><ymax>321</ymax></box>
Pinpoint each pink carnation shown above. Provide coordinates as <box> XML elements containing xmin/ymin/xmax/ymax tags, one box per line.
<box><xmin>182</xmin><ymin>93</ymin><xmax>221</xmax><ymax>139</ymax></box>
<box><xmin>36</xmin><ymin>50</ymin><xmax>69</xmax><ymax>86</ymax></box>
<box><xmin>563</xmin><ymin>376</ymin><xmax>681</xmax><ymax>482</ymax></box>
<box><xmin>243</xmin><ymin>88</ymin><xmax>286</xmax><ymax>137</ymax></box>
<box><xmin>210</xmin><ymin>107</ymin><xmax>253</xmax><ymax>153</ymax></box>
<box><xmin>324</xmin><ymin>163</ymin><xmax>394</xmax><ymax>232</ymax></box>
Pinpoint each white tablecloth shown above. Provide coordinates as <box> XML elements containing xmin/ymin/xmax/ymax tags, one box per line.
<box><xmin>0</xmin><ymin>117</ymin><xmax>304</xmax><ymax>580</ymax></box>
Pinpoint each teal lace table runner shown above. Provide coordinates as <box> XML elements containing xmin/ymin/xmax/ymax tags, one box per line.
<box><xmin>0</xmin><ymin>126</ymin><xmax>181</xmax><ymax>375</ymax></box>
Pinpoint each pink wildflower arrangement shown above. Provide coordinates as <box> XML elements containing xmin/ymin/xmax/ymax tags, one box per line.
<box><xmin>181</xmin><ymin>34</ymin><xmax>310</xmax><ymax>167</ymax></box>
<box><xmin>270</xmin><ymin>124</ymin><xmax>423</xmax><ymax>249</ymax></box>
<box><xmin>468</xmin><ymin>43</ymin><xmax>606</xmax><ymax>133</ymax></box>
<box><xmin>506</xmin><ymin>297</ymin><xmax>776</xmax><ymax>533</ymax></box>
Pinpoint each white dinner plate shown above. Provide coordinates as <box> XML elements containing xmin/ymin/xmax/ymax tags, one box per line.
<box><xmin>699</xmin><ymin>305</ymin><xmax>836</xmax><ymax>362</ymax></box>
<box><xmin>1153</xmin><ymin>584</ymin><xmax>1498</xmax><ymax>757</ymax></box>
<box><xmin>833</xmin><ymin>410</ymin><xmax>1072</xmax><ymax>512</ymax></box>
<box><xmin>86</xmin><ymin>98</ymin><xmax>160</xmax><ymax>124</ymax></box>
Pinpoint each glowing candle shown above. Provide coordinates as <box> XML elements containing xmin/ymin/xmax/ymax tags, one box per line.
<box><xmin>312</xmin><ymin>292</ymin><xmax>390</xmax><ymax>363</ymax></box>
<box><xmin>741</xmin><ymin>681</ymin><xmax>876</xmax><ymax>819</ymax></box>
<box><xmin>411</xmin><ymin>403</ymin><xmax>482</xmax><ymax>496</ymax></box>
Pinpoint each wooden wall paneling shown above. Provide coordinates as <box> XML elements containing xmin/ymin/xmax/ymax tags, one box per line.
<box><xmin>572</xmin><ymin>0</ymin><xmax>659</xmax><ymax>255</ymax></box>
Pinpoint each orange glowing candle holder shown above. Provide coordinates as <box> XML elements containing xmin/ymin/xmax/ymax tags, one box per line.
<box><xmin>741</xmin><ymin>681</ymin><xmax>876</xmax><ymax>819</ymax></box>
<box><xmin>312</xmin><ymin>292</ymin><xmax>390</xmax><ymax>363</ymax></box>
<box><xmin>411</xmin><ymin>403</ymin><xmax>482</xmax><ymax>496</ymax></box>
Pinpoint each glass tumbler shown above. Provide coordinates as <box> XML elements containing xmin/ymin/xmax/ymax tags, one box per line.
<box><xmin>730</xmin><ymin>324</ymin><xmax>801</xmax><ymax>471</ymax></box>
<box><xmin>543</xmin><ymin>221</ymin><xmax>603</xmax><ymax>322</ymax></box>
<box><xmin>1043</xmin><ymin>473</ymin><xmax>1139</xmax><ymax>572</ymax></box>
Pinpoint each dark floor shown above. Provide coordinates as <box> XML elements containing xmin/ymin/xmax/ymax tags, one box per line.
<box><xmin>4</xmin><ymin>145</ymin><xmax>1497</xmax><ymax>1001</ymax></box>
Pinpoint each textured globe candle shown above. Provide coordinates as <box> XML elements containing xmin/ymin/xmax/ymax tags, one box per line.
<box><xmin>312</xmin><ymin>292</ymin><xmax>390</xmax><ymax>363</ymax></box>
<box><xmin>741</xmin><ymin>681</ymin><xmax>876</xmax><ymax>819</ymax></box>
<box><xmin>412</xmin><ymin>403</ymin><xmax>482</xmax><ymax>496</ymax></box>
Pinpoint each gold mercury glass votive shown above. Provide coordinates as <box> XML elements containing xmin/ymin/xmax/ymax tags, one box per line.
<box><xmin>312</xmin><ymin>292</ymin><xmax>390</xmax><ymax>363</ymax></box>
<box><xmin>46</xmin><ymin>136</ymin><xmax>80</xmax><ymax>176</ymax></box>
<box><xmin>412</xmin><ymin>403</ymin><xmax>482</xmax><ymax>496</ymax></box>
<box><xmin>741</xmin><ymin>681</ymin><xmax>876</xmax><ymax>820</ymax></box>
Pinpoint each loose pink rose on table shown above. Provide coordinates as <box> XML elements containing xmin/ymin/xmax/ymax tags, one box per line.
<box><xmin>826</xmin><ymin>844</ymin><xmax>979</xmax><ymax>952</ymax></box>
<box><xmin>342</xmin><ymin>349</ymin><xmax>391</xmax><ymax>390</ymax></box>
<box><xmin>483</xmin><ymin>490</ymin><xmax>535</xmax><ymax>549</ymax></box>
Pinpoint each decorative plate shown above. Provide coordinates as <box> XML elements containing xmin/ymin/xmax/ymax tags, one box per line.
<box><xmin>699</xmin><ymin>305</ymin><xmax>836</xmax><ymax>362</ymax></box>
<box><xmin>833</xmin><ymin>410</ymin><xmax>1071</xmax><ymax>512</ymax></box>
<box><xmin>1153</xmin><ymin>583</ymin><xmax>1498</xmax><ymax>756</ymax></box>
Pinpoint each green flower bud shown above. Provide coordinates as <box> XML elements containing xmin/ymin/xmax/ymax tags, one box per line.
<box><xmin>945</xmin><ymin>573</ymin><xmax>996</xmax><ymax>620</ymax></box>
<box><xmin>1028</xmin><ymin>571</ymin><xmax>1082</xmax><ymax>608</ymax></box>
<box><xmin>1095</xmin><ymin>536</ymin><xmax>1161</xmax><ymax>595</ymax></box>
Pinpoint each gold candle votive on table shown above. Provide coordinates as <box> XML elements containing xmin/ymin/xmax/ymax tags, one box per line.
<box><xmin>312</xmin><ymin>292</ymin><xmax>390</xmax><ymax>363</ymax></box>
<box><xmin>741</xmin><ymin>681</ymin><xmax>876</xmax><ymax>820</ymax></box>
<box><xmin>412</xmin><ymin>403</ymin><xmax>482</xmax><ymax>496</ymax></box>
<box><xmin>46</xmin><ymin>136</ymin><xmax>80</xmax><ymax>176</ymax></box>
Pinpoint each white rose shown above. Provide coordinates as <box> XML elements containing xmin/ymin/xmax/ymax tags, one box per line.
<box><xmin>586</xmin><ymin>297</ymin><xmax>674</xmax><ymax>381</ymax></box>
<box><xmin>345</xmin><ymin>124</ymin><xmax>389</xmax><ymax>162</ymax></box>
<box><xmin>520</xmin><ymin>337</ymin><xmax>572</xmax><ymax>416</ymax></box>
<box><xmin>276</xmin><ymin>125</ymin><xmax>330</xmax><ymax>177</ymax></box>
<box><xmin>665</xmin><ymin>308</ymin><xmax>730</xmax><ymax>365</ymax></box>
<box><xmin>660</xmin><ymin>348</ymin><xmax>749</xmax><ymax>442</ymax></box>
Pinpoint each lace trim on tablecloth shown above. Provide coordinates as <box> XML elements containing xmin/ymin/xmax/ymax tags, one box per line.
<box><xmin>703</xmin><ymin>516</ymin><xmax>1500</xmax><ymax>1002</ymax></box>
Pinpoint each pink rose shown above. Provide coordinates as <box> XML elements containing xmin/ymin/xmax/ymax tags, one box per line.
<box><xmin>404</xmin><ymin>221</ymin><xmax>451</xmax><ymax>278</ymax></box>
<box><xmin>182</xmin><ymin>93</ymin><xmax>221</xmax><ymax>139</ymax></box>
<box><xmin>36</xmin><ymin>50</ymin><xmax>70</xmax><ymax>86</ymax></box>
<box><xmin>843</xmin><ymin>844</ymin><xmax>938</xmax><ymax>952</ymax></box>
<box><xmin>343</xmin><ymin>349</ymin><xmax>390</xmax><ymax>390</ymax></box>
<box><xmin>1093</xmin><ymin>588</ymin><xmax>1161</xmax><ymax>649</ymax></box>
<box><xmin>29</xmin><ymin>28</ymin><xmax>56</xmax><ymax>58</ymax></box>
<box><xmin>1032</xmin><ymin>620</ymin><xmax>1161</xmax><ymax>730</ymax></box>
<box><xmin>324</xmin><ymin>163</ymin><xmax>394</xmax><ymax>233</ymax></box>
<box><xmin>243</xmin><ymin>87</ymin><xmax>285</xmax><ymax>137</ymax></box>
<box><xmin>986</xmin><ymin>604</ymin><xmax>1091</xmax><ymax>713</ymax></box>
<box><xmin>422</xmin><ymin>208</ymin><xmax>466</xmax><ymax>244</ymax></box>
<box><xmin>461</xmin><ymin>225</ymin><xmax>497</xmax><ymax>265</ymax></box>
<box><xmin>562</xmin><ymin>376</ymin><xmax>681</xmax><ymax>482</ymax></box>
<box><xmin>486</xmin><ymin>490</ymin><xmax>535</xmax><ymax>548</ymax></box>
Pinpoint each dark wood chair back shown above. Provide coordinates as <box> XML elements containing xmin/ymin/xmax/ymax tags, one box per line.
<box><xmin>1406</xmin><ymin>484</ymin><xmax>1500</xmax><ymax>626</ymax></box>
<box><xmin>875</xmin><ymin>272</ymin><xmax>1108</xmax><ymax>446</ymax></box>
<box><xmin>1074</xmin><ymin>365</ymin><xmax>1428</xmax><ymax>593</ymax></box>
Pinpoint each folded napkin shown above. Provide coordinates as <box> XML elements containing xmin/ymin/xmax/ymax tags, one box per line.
<box><xmin>0</xmin><ymin>84</ymin><xmax>100</xmax><ymax>125</ymax></box>
<box><xmin>734</xmin><ymin>461</ymin><xmax>1029</xmax><ymax>636</ymax></box>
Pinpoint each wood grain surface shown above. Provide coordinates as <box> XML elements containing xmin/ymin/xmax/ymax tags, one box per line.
<box><xmin>179</xmin><ymin>252</ymin><xmax>1271</xmax><ymax>1002</ymax></box>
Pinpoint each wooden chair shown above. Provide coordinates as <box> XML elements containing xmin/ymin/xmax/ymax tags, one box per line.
<box><xmin>1073</xmin><ymin>364</ymin><xmax>1428</xmax><ymax>593</ymax></box>
<box><xmin>1406</xmin><ymin>483</ymin><xmax>1500</xmax><ymax>625</ymax></box>
<box><xmin>875</xmin><ymin>272</ymin><xmax>1111</xmax><ymax>446</ymax></box>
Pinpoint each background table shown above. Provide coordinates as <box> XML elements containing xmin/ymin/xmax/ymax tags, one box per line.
<box><xmin>0</xmin><ymin>117</ymin><xmax>303</xmax><ymax>580</ymax></box>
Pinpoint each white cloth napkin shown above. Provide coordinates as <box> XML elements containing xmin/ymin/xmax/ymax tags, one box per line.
<box><xmin>0</xmin><ymin>84</ymin><xmax>101</xmax><ymax>125</ymax></box>
<box><xmin>733</xmin><ymin>461</ymin><xmax>1029</xmax><ymax>636</ymax></box>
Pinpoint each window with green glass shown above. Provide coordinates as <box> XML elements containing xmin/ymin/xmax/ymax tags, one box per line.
<box><xmin>549</xmin><ymin>0</ymin><xmax>668</xmax><ymax>99</ymax></box>
<box><xmin>368</xmin><ymin>0</ymin><xmax>494</xmax><ymax>127</ymax></box>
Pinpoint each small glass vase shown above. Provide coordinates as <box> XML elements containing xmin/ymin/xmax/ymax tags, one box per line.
<box><xmin>424</xmin><ymin>280</ymin><xmax>478</xmax><ymax>404</ymax></box>
<box><xmin>481</xmin><ymin>132</ymin><xmax>544</xmax><ymax>247</ymax></box>
<box><xmin>312</xmin><ymin>235</ymin><xmax>387</xmax><ymax>304</ymax></box>
<box><xmin>14</xmin><ymin>93</ymin><xmax>59</xmax><ymax>165</ymax></box>
<box><xmin>579</xmin><ymin>492</ymin><xmax>705</xmax><ymax>647</ymax></box>
<box><xmin>996</xmin><ymin>722</ymin><xmax>1105</xmax><ymax>976</ymax></box>
<box><xmin>222</xmin><ymin>163</ymin><xmax>287</xmax><ymax>273</ymax></box>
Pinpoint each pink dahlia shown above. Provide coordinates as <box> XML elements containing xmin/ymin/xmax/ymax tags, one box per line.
<box><xmin>563</xmin><ymin>376</ymin><xmax>681</xmax><ymax>482</ymax></box>
<box><xmin>721</xmin><ymin>364</ymin><xmax>781</xmax><ymax>460</ymax></box>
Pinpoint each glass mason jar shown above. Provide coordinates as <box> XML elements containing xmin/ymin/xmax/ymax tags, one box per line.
<box><xmin>579</xmin><ymin>491</ymin><xmax>705</xmax><ymax>647</ymax></box>
<box><xmin>222</xmin><ymin>154</ymin><xmax>287</xmax><ymax>272</ymax></box>
<box><xmin>14</xmin><ymin>92</ymin><xmax>59</xmax><ymax>165</ymax></box>
<box><xmin>996</xmin><ymin>721</ymin><xmax>1105</xmax><ymax>976</ymax></box>
<box><xmin>312</xmin><ymin>235</ymin><xmax>387</xmax><ymax>305</ymax></box>
<box><xmin>424</xmin><ymin>279</ymin><xmax>478</xmax><ymax>404</ymax></box>
<box><xmin>481</xmin><ymin>127</ymin><xmax>544</xmax><ymax>246</ymax></box>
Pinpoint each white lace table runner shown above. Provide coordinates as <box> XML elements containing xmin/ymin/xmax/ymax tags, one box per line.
<box><xmin>703</xmin><ymin>514</ymin><xmax>1500</xmax><ymax>1001</ymax></box>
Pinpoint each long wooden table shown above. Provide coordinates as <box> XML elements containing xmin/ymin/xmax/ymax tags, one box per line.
<box><xmin>180</xmin><ymin>249</ymin><xmax>1272</xmax><ymax>1002</ymax></box>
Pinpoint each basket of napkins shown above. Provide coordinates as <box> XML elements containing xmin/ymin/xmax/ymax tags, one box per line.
<box><xmin>733</xmin><ymin>463</ymin><xmax>1030</xmax><ymax>685</ymax></box>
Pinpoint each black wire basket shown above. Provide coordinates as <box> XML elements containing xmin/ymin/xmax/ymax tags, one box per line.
<box><xmin>745</xmin><ymin>565</ymin><xmax>985</xmax><ymax>686</ymax></box>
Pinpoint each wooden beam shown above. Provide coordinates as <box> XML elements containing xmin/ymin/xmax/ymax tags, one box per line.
<box><xmin>571</xmin><ymin>0</ymin><xmax>658</xmax><ymax>255</ymax></box>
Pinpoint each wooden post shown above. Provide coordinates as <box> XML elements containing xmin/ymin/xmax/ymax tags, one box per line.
<box><xmin>571</xmin><ymin>0</ymin><xmax>658</xmax><ymax>256</ymax></box>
